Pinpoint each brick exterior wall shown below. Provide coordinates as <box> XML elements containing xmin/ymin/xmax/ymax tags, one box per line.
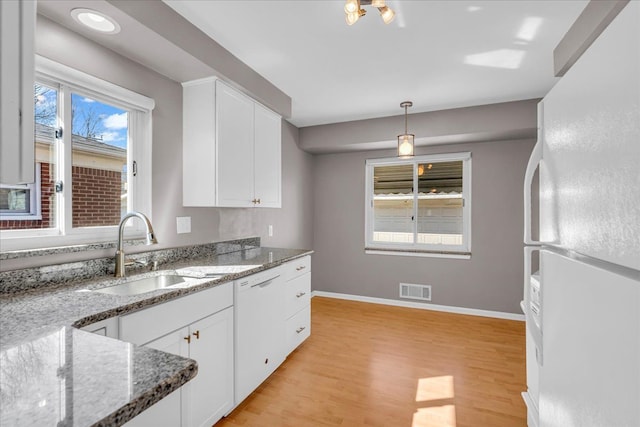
<box><xmin>0</xmin><ymin>163</ymin><xmax>122</xmax><ymax>230</ymax></box>
<box><xmin>72</xmin><ymin>166</ymin><xmax>122</xmax><ymax>227</ymax></box>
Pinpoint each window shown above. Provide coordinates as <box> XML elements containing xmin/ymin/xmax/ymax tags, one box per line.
<box><xmin>0</xmin><ymin>57</ymin><xmax>154</xmax><ymax>251</ymax></box>
<box><xmin>365</xmin><ymin>152</ymin><xmax>471</xmax><ymax>257</ymax></box>
<box><xmin>0</xmin><ymin>164</ymin><xmax>41</xmax><ymax>219</ymax></box>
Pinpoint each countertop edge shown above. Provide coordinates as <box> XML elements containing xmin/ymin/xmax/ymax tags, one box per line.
<box><xmin>93</xmin><ymin>359</ymin><xmax>199</xmax><ymax>427</ymax></box>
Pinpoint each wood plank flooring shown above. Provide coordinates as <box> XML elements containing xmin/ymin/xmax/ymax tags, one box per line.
<box><xmin>217</xmin><ymin>296</ymin><xmax>526</xmax><ymax>427</ymax></box>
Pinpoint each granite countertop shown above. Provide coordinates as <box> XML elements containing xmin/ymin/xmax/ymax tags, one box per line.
<box><xmin>0</xmin><ymin>246</ymin><xmax>312</xmax><ymax>427</ymax></box>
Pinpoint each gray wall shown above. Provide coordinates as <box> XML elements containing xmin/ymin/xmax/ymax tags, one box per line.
<box><xmin>312</xmin><ymin>139</ymin><xmax>536</xmax><ymax>314</ymax></box>
<box><xmin>1</xmin><ymin>17</ymin><xmax>313</xmax><ymax>271</ymax></box>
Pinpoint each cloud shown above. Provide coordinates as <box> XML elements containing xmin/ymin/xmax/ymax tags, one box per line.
<box><xmin>82</xmin><ymin>97</ymin><xmax>95</xmax><ymax>103</ymax></box>
<box><xmin>100</xmin><ymin>131</ymin><xmax>124</xmax><ymax>143</ymax></box>
<box><xmin>103</xmin><ymin>112</ymin><xmax>128</xmax><ymax>130</ymax></box>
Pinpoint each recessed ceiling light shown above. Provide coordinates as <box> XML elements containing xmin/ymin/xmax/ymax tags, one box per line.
<box><xmin>70</xmin><ymin>8</ymin><xmax>121</xmax><ymax>34</ymax></box>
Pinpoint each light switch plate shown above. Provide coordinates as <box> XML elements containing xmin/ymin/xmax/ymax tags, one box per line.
<box><xmin>176</xmin><ymin>216</ymin><xmax>191</xmax><ymax>234</ymax></box>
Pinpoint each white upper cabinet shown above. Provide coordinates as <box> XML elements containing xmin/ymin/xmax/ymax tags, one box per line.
<box><xmin>182</xmin><ymin>78</ymin><xmax>282</xmax><ymax>208</ymax></box>
<box><xmin>253</xmin><ymin>103</ymin><xmax>282</xmax><ymax>208</ymax></box>
<box><xmin>216</xmin><ymin>81</ymin><xmax>255</xmax><ymax>207</ymax></box>
<box><xmin>0</xmin><ymin>0</ymin><xmax>35</xmax><ymax>184</ymax></box>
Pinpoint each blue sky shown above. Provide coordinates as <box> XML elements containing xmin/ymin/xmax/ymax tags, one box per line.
<box><xmin>35</xmin><ymin>86</ymin><xmax>128</xmax><ymax>149</ymax></box>
<box><xmin>72</xmin><ymin>93</ymin><xmax>128</xmax><ymax>149</ymax></box>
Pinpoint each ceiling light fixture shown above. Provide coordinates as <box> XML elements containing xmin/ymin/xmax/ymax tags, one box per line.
<box><xmin>345</xmin><ymin>0</ymin><xmax>395</xmax><ymax>26</ymax></box>
<box><xmin>398</xmin><ymin>101</ymin><xmax>415</xmax><ymax>157</ymax></box>
<box><xmin>71</xmin><ymin>8</ymin><xmax>121</xmax><ymax>34</ymax></box>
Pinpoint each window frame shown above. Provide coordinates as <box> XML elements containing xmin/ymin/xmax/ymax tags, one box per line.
<box><xmin>365</xmin><ymin>152</ymin><xmax>472</xmax><ymax>257</ymax></box>
<box><xmin>0</xmin><ymin>56</ymin><xmax>155</xmax><ymax>251</ymax></box>
<box><xmin>0</xmin><ymin>163</ymin><xmax>41</xmax><ymax>219</ymax></box>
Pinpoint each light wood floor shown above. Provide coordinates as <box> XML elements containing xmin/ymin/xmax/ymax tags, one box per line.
<box><xmin>217</xmin><ymin>297</ymin><xmax>526</xmax><ymax>427</ymax></box>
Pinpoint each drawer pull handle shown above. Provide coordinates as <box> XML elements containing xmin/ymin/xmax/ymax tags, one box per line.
<box><xmin>296</xmin><ymin>292</ymin><xmax>306</xmax><ymax>298</ymax></box>
<box><xmin>296</xmin><ymin>266</ymin><xmax>306</xmax><ymax>271</ymax></box>
<box><xmin>193</xmin><ymin>330</ymin><xmax>200</xmax><ymax>340</ymax></box>
<box><xmin>184</xmin><ymin>335</ymin><xmax>191</xmax><ymax>344</ymax></box>
<box><xmin>296</xmin><ymin>326</ymin><xmax>306</xmax><ymax>334</ymax></box>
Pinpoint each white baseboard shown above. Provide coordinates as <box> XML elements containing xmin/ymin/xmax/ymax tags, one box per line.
<box><xmin>311</xmin><ymin>290</ymin><xmax>525</xmax><ymax>321</ymax></box>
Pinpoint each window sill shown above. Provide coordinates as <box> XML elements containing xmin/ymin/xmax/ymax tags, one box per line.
<box><xmin>0</xmin><ymin>239</ymin><xmax>149</xmax><ymax>261</ymax></box>
<box><xmin>0</xmin><ymin>215</ymin><xmax>42</xmax><ymax>221</ymax></box>
<box><xmin>365</xmin><ymin>248</ymin><xmax>471</xmax><ymax>259</ymax></box>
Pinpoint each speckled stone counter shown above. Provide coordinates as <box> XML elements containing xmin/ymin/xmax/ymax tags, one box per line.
<box><xmin>0</xmin><ymin>246</ymin><xmax>312</xmax><ymax>427</ymax></box>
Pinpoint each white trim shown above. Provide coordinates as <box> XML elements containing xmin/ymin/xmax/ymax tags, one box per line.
<box><xmin>365</xmin><ymin>152</ymin><xmax>472</xmax><ymax>255</ymax></box>
<box><xmin>365</xmin><ymin>249</ymin><xmax>471</xmax><ymax>259</ymax></box>
<box><xmin>182</xmin><ymin>76</ymin><xmax>218</xmax><ymax>87</ymax></box>
<box><xmin>312</xmin><ymin>290</ymin><xmax>525</xmax><ymax>321</ymax></box>
<box><xmin>35</xmin><ymin>56</ymin><xmax>155</xmax><ymax>111</ymax></box>
<box><xmin>0</xmin><ymin>163</ymin><xmax>41</xmax><ymax>219</ymax></box>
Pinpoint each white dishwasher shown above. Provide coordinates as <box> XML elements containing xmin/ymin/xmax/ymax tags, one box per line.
<box><xmin>234</xmin><ymin>267</ymin><xmax>285</xmax><ymax>405</ymax></box>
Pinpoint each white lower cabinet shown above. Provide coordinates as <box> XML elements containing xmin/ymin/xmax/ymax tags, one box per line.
<box><xmin>184</xmin><ymin>309</ymin><xmax>234</xmax><ymax>427</ymax></box>
<box><xmin>124</xmin><ymin>329</ymin><xmax>185</xmax><ymax>427</ymax></box>
<box><xmin>283</xmin><ymin>257</ymin><xmax>311</xmax><ymax>356</ymax></box>
<box><xmin>80</xmin><ymin>316</ymin><xmax>119</xmax><ymax>338</ymax></box>
<box><xmin>121</xmin><ymin>283</ymin><xmax>234</xmax><ymax>427</ymax></box>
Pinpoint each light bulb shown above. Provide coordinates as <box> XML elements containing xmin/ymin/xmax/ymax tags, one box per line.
<box><xmin>378</xmin><ymin>6</ymin><xmax>395</xmax><ymax>24</ymax></box>
<box><xmin>371</xmin><ymin>0</ymin><xmax>385</xmax><ymax>7</ymax></box>
<box><xmin>344</xmin><ymin>0</ymin><xmax>359</xmax><ymax>14</ymax></box>
<box><xmin>345</xmin><ymin>11</ymin><xmax>360</xmax><ymax>25</ymax></box>
<box><xmin>71</xmin><ymin>8</ymin><xmax>120</xmax><ymax>34</ymax></box>
<box><xmin>398</xmin><ymin>135</ymin><xmax>414</xmax><ymax>157</ymax></box>
<box><xmin>86</xmin><ymin>12</ymin><xmax>106</xmax><ymax>23</ymax></box>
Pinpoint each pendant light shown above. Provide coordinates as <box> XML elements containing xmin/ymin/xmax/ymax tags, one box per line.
<box><xmin>397</xmin><ymin>101</ymin><xmax>415</xmax><ymax>157</ymax></box>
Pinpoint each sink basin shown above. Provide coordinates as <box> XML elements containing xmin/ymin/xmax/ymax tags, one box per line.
<box><xmin>95</xmin><ymin>274</ymin><xmax>192</xmax><ymax>296</ymax></box>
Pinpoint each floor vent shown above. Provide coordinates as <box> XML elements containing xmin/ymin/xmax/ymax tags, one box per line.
<box><xmin>399</xmin><ymin>283</ymin><xmax>431</xmax><ymax>301</ymax></box>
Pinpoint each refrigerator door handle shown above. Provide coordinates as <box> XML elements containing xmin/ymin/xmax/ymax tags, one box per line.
<box><xmin>524</xmin><ymin>246</ymin><xmax>543</xmax><ymax>366</ymax></box>
<box><xmin>524</xmin><ymin>102</ymin><xmax>543</xmax><ymax>245</ymax></box>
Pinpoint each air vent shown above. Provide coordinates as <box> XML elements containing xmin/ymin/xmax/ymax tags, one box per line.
<box><xmin>399</xmin><ymin>283</ymin><xmax>431</xmax><ymax>301</ymax></box>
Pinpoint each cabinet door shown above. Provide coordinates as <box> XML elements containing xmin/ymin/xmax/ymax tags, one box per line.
<box><xmin>124</xmin><ymin>327</ymin><xmax>189</xmax><ymax>427</ymax></box>
<box><xmin>253</xmin><ymin>103</ymin><xmax>281</xmax><ymax>208</ymax></box>
<box><xmin>0</xmin><ymin>0</ymin><xmax>35</xmax><ymax>184</ymax></box>
<box><xmin>216</xmin><ymin>81</ymin><xmax>254</xmax><ymax>207</ymax></box>
<box><xmin>80</xmin><ymin>317</ymin><xmax>119</xmax><ymax>339</ymax></box>
<box><xmin>184</xmin><ymin>307</ymin><xmax>234</xmax><ymax>427</ymax></box>
<box><xmin>183</xmin><ymin>78</ymin><xmax>216</xmax><ymax>206</ymax></box>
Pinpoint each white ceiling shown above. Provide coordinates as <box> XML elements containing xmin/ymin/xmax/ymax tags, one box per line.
<box><xmin>164</xmin><ymin>0</ymin><xmax>587</xmax><ymax>128</ymax></box>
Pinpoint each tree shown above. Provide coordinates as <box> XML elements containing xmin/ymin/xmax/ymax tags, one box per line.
<box><xmin>72</xmin><ymin>104</ymin><xmax>104</xmax><ymax>140</ymax></box>
<box><xmin>34</xmin><ymin>84</ymin><xmax>56</xmax><ymax>126</ymax></box>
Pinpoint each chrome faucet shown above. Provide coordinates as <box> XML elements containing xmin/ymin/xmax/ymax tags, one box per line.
<box><xmin>115</xmin><ymin>212</ymin><xmax>158</xmax><ymax>277</ymax></box>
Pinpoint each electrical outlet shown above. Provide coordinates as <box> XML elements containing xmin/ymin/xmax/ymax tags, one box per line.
<box><xmin>268</xmin><ymin>225</ymin><xmax>273</xmax><ymax>237</ymax></box>
<box><xmin>176</xmin><ymin>216</ymin><xmax>191</xmax><ymax>234</ymax></box>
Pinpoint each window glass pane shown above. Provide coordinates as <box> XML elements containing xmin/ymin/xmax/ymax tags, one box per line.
<box><xmin>1</xmin><ymin>84</ymin><xmax>57</xmax><ymax>230</ymax></box>
<box><xmin>372</xmin><ymin>164</ymin><xmax>414</xmax><ymax>244</ymax></box>
<box><xmin>71</xmin><ymin>94</ymin><xmax>128</xmax><ymax>228</ymax></box>
<box><xmin>416</xmin><ymin>161</ymin><xmax>463</xmax><ymax>245</ymax></box>
<box><xmin>0</xmin><ymin>188</ymin><xmax>30</xmax><ymax>213</ymax></box>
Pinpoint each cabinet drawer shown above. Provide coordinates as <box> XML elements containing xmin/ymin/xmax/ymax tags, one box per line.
<box><xmin>285</xmin><ymin>305</ymin><xmax>310</xmax><ymax>356</ymax></box>
<box><xmin>283</xmin><ymin>255</ymin><xmax>311</xmax><ymax>281</ymax></box>
<box><xmin>120</xmin><ymin>282</ymin><xmax>233</xmax><ymax>346</ymax></box>
<box><xmin>284</xmin><ymin>272</ymin><xmax>310</xmax><ymax>319</ymax></box>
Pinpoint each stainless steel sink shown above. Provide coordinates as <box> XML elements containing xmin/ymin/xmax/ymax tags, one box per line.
<box><xmin>95</xmin><ymin>274</ymin><xmax>190</xmax><ymax>296</ymax></box>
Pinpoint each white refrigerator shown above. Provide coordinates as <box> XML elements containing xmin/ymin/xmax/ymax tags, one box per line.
<box><xmin>522</xmin><ymin>2</ymin><xmax>640</xmax><ymax>427</ymax></box>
